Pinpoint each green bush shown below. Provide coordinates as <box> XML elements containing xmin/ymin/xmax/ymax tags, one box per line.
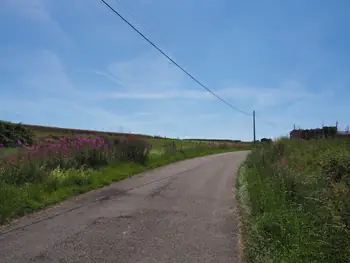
<box><xmin>260</xmin><ymin>138</ymin><xmax>272</xmax><ymax>143</ymax></box>
<box><xmin>0</xmin><ymin>120</ymin><xmax>35</xmax><ymax>147</ymax></box>
<box><xmin>164</xmin><ymin>141</ymin><xmax>177</xmax><ymax>155</ymax></box>
<box><xmin>118</xmin><ymin>137</ymin><xmax>151</xmax><ymax>165</ymax></box>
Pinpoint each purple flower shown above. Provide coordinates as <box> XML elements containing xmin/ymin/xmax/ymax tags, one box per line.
<box><xmin>18</xmin><ymin>140</ymin><xmax>22</xmax><ymax>145</ymax></box>
<box><xmin>24</xmin><ymin>145</ymin><xmax>35</xmax><ymax>150</ymax></box>
<box><xmin>0</xmin><ymin>143</ymin><xmax>3</xmax><ymax>148</ymax></box>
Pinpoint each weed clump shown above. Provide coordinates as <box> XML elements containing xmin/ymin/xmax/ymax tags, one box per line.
<box><xmin>0</xmin><ymin>120</ymin><xmax>34</xmax><ymax>147</ymax></box>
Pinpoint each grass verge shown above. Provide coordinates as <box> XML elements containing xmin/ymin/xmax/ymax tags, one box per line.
<box><xmin>236</xmin><ymin>139</ymin><xmax>350</xmax><ymax>263</ymax></box>
<box><xmin>0</xmin><ymin>147</ymin><xmax>246</xmax><ymax>225</ymax></box>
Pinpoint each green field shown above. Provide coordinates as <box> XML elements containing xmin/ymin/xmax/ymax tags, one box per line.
<box><xmin>237</xmin><ymin>138</ymin><xmax>350</xmax><ymax>262</ymax></box>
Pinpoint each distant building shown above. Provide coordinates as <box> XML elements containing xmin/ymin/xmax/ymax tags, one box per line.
<box><xmin>289</xmin><ymin>129</ymin><xmax>303</xmax><ymax>139</ymax></box>
<box><xmin>290</xmin><ymin>128</ymin><xmax>350</xmax><ymax>139</ymax></box>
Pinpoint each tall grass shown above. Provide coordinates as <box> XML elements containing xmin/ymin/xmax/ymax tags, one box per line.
<box><xmin>237</xmin><ymin>138</ymin><xmax>350</xmax><ymax>262</ymax></box>
<box><xmin>0</xmin><ymin>136</ymin><xmax>149</xmax><ymax>185</ymax></box>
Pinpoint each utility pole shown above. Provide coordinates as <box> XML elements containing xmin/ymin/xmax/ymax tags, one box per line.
<box><xmin>253</xmin><ymin>110</ymin><xmax>256</xmax><ymax>142</ymax></box>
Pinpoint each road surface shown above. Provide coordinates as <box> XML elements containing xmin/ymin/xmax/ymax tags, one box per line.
<box><xmin>0</xmin><ymin>151</ymin><xmax>249</xmax><ymax>263</ymax></box>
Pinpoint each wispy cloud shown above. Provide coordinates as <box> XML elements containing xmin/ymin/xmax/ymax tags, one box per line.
<box><xmin>99</xmin><ymin>52</ymin><xmax>185</xmax><ymax>91</ymax></box>
<box><xmin>107</xmin><ymin>90</ymin><xmax>209</xmax><ymax>100</ymax></box>
<box><xmin>98</xmin><ymin>81</ymin><xmax>321</xmax><ymax>114</ymax></box>
<box><xmin>92</xmin><ymin>53</ymin><xmax>323</xmax><ymax>114</ymax></box>
<box><xmin>89</xmin><ymin>69</ymin><xmax>123</xmax><ymax>86</ymax></box>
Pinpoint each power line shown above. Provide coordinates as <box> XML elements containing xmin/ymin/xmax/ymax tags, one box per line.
<box><xmin>99</xmin><ymin>0</ymin><xmax>294</xmax><ymax>137</ymax></box>
<box><xmin>114</xmin><ymin>0</ymin><xmax>152</xmax><ymax>32</ymax></box>
<box><xmin>113</xmin><ymin>1</ymin><xmax>293</xmax><ymax>133</ymax></box>
<box><xmin>99</xmin><ymin>0</ymin><xmax>252</xmax><ymax>116</ymax></box>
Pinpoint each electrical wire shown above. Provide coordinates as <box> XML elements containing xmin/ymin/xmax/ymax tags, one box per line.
<box><xmin>114</xmin><ymin>0</ymin><xmax>292</xmax><ymax>133</ymax></box>
<box><xmin>99</xmin><ymin>0</ymin><xmax>295</xmax><ymax>135</ymax></box>
<box><xmin>99</xmin><ymin>0</ymin><xmax>252</xmax><ymax>116</ymax></box>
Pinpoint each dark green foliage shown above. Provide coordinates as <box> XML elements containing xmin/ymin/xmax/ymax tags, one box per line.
<box><xmin>320</xmin><ymin>152</ymin><xmax>350</xmax><ymax>228</ymax></box>
<box><xmin>118</xmin><ymin>137</ymin><xmax>151</xmax><ymax>165</ymax></box>
<box><xmin>164</xmin><ymin>141</ymin><xmax>177</xmax><ymax>155</ymax></box>
<box><xmin>0</xmin><ymin>120</ymin><xmax>35</xmax><ymax>147</ymax></box>
<box><xmin>260</xmin><ymin>138</ymin><xmax>272</xmax><ymax>143</ymax></box>
<box><xmin>1</xmin><ymin>162</ymin><xmax>47</xmax><ymax>185</ymax></box>
<box><xmin>320</xmin><ymin>152</ymin><xmax>350</xmax><ymax>185</ymax></box>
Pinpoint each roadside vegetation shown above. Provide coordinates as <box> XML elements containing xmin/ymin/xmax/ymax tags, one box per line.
<box><xmin>0</xmin><ymin>120</ymin><xmax>250</xmax><ymax>224</ymax></box>
<box><xmin>237</xmin><ymin>137</ymin><xmax>350</xmax><ymax>262</ymax></box>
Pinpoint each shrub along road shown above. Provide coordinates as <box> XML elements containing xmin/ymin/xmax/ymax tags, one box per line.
<box><xmin>0</xmin><ymin>151</ymin><xmax>249</xmax><ymax>263</ymax></box>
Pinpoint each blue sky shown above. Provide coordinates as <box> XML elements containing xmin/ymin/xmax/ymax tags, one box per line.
<box><xmin>1</xmin><ymin>0</ymin><xmax>349</xmax><ymax>141</ymax></box>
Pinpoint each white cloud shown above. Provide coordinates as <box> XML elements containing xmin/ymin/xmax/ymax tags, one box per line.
<box><xmin>89</xmin><ymin>69</ymin><xmax>124</xmax><ymax>86</ymax></box>
<box><xmin>98</xmin><ymin>80</ymin><xmax>321</xmax><ymax>117</ymax></box>
<box><xmin>107</xmin><ymin>90</ymin><xmax>209</xmax><ymax>100</ymax></box>
<box><xmin>105</xmin><ymin>52</ymin><xmax>185</xmax><ymax>91</ymax></box>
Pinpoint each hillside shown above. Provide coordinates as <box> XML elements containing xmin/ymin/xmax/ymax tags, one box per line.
<box><xmin>18</xmin><ymin>123</ymin><xmax>246</xmax><ymax>143</ymax></box>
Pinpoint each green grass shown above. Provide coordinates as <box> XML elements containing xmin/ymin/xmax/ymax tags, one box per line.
<box><xmin>236</xmin><ymin>138</ymin><xmax>350</xmax><ymax>263</ymax></box>
<box><xmin>0</xmin><ymin>148</ymin><xmax>17</xmax><ymax>159</ymax></box>
<box><xmin>0</xmin><ymin>148</ymin><xmax>17</xmax><ymax>153</ymax></box>
<box><xmin>0</xmin><ymin>146</ymin><xmax>248</xmax><ymax>225</ymax></box>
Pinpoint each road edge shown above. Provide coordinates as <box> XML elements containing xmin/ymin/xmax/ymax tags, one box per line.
<box><xmin>234</xmin><ymin>161</ymin><xmax>250</xmax><ymax>263</ymax></box>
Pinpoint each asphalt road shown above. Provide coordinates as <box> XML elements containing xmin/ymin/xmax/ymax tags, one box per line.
<box><xmin>0</xmin><ymin>151</ymin><xmax>249</xmax><ymax>263</ymax></box>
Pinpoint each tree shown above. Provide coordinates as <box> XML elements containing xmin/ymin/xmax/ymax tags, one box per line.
<box><xmin>261</xmin><ymin>138</ymin><xmax>272</xmax><ymax>143</ymax></box>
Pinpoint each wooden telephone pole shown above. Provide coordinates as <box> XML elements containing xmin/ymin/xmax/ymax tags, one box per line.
<box><xmin>253</xmin><ymin>110</ymin><xmax>256</xmax><ymax>142</ymax></box>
